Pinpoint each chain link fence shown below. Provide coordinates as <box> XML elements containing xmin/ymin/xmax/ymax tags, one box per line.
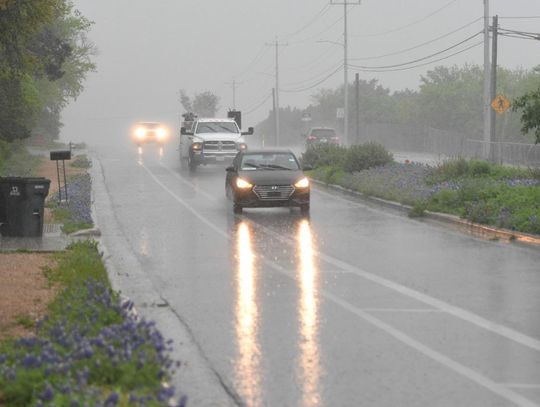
<box><xmin>352</xmin><ymin>123</ymin><xmax>539</xmax><ymax>168</ymax></box>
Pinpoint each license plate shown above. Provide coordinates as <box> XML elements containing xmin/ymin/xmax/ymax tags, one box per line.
<box><xmin>216</xmin><ymin>156</ymin><xmax>225</xmax><ymax>162</ymax></box>
<box><xmin>268</xmin><ymin>191</ymin><xmax>281</xmax><ymax>197</ymax></box>
<box><xmin>320</xmin><ymin>138</ymin><xmax>328</xmax><ymax>143</ymax></box>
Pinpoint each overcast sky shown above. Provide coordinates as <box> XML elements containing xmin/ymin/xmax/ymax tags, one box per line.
<box><xmin>61</xmin><ymin>0</ymin><xmax>540</xmax><ymax>143</ymax></box>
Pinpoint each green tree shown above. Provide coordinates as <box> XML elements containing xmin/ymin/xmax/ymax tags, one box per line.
<box><xmin>179</xmin><ymin>90</ymin><xmax>220</xmax><ymax>117</ymax></box>
<box><xmin>0</xmin><ymin>0</ymin><xmax>95</xmax><ymax>142</ymax></box>
<box><xmin>513</xmin><ymin>80</ymin><xmax>540</xmax><ymax>144</ymax></box>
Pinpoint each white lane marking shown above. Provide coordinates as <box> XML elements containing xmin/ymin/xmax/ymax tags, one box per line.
<box><xmin>247</xmin><ymin>219</ymin><xmax>540</xmax><ymax>353</ymax></box>
<box><xmin>141</xmin><ymin>163</ymin><xmax>540</xmax><ymax>407</ymax></box>
<box><xmin>361</xmin><ymin>308</ymin><xmax>443</xmax><ymax>313</ymax></box>
<box><xmin>158</xmin><ymin>161</ymin><xmax>540</xmax><ymax>353</ymax></box>
<box><xmin>503</xmin><ymin>384</ymin><xmax>540</xmax><ymax>390</ymax></box>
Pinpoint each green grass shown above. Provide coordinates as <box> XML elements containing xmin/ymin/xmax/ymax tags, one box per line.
<box><xmin>70</xmin><ymin>154</ymin><xmax>91</xmax><ymax>169</ymax></box>
<box><xmin>428</xmin><ymin>158</ymin><xmax>533</xmax><ymax>184</ymax></box>
<box><xmin>14</xmin><ymin>315</ymin><xmax>35</xmax><ymax>330</ymax></box>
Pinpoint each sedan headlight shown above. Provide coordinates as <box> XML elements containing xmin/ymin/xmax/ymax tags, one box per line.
<box><xmin>294</xmin><ymin>177</ymin><xmax>310</xmax><ymax>188</ymax></box>
<box><xmin>236</xmin><ymin>178</ymin><xmax>253</xmax><ymax>189</ymax></box>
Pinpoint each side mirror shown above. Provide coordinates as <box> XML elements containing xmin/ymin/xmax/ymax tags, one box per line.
<box><xmin>226</xmin><ymin>166</ymin><xmax>235</xmax><ymax>172</ymax></box>
<box><xmin>241</xmin><ymin>127</ymin><xmax>254</xmax><ymax>136</ymax></box>
<box><xmin>302</xmin><ymin>165</ymin><xmax>313</xmax><ymax>171</ymax></box>
<box><xmin>181</xmin><ymin>127</ymin><xmax>193</xmax><ymax>135</ymax></box>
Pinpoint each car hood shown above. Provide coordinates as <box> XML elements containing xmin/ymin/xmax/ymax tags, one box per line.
<box><xmin>238</xmin><ymin>170</ymin><xmax>305</xmax><ymax>185</ymax></box>
<box><xmin>194</xmin><ymin>133</ymin><xmax>243</xmax><ymax>141</ymax></box>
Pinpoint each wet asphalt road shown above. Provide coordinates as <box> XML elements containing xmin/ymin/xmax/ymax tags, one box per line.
<box><xmin>94</xmin><ymin>142</ymin><xmax>540</xmax><ymax>407</ymax></box>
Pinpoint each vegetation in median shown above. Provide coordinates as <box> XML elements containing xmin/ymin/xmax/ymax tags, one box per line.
<box><xmin>0</xmin><ymin>241</ymin><xmax>186</xmax><ymax>406</ymax></box>
<box><xmin>304</xmin><ymin>146</ymin><xmax>540</xmax><ymax>235</ymax></box>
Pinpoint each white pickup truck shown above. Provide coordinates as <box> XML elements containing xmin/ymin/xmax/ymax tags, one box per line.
<box><xmin>179</xmin><ymin>118</ymin><xmax>253</xmax><ymax>171</ymax></box>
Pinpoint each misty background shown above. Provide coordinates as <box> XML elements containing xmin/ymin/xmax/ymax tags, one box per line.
<box><xmin>60</xmin><ymin>0</ymin><xmax>540</xmax><ymax>148</ymax></box>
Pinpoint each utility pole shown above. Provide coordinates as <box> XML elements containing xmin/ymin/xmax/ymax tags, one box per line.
<box><xmin>355</xmin><ymin>72</ymin><xmax>360</xmax><ymax>143</ymax></box>
<box><xmin>331</xmin><ymin>0</ymin><xmax>360</xmax><ymax>146</ymax></box>
<box><xmin>225</xmin><ymin>79</ymin><xmax>242</xmax><ymax>110</ymax></box>
<box><xmin>490</xmin><ymin>15</ymin><xmax>498</xmax><ymax>162</ymax></box>
<box><xmin>483</xmin><ymin>0</ymin><xmax>491</xmax><ymax>160</ymax></box>
<box><xmin>272</xmin><ymin>88</ymin><xmax>277</xmax><ymax>147</ymax></box>
<box><xmin>266</xmin><ymin>38</ymin><xmax>288</xmax><ymax>146</ymax></box>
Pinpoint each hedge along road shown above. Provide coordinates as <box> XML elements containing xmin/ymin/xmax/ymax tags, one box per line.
<box><xmin>92</xmin><ymin>141</ymin><xmax>540</xmax><ymax>407</ymax></box>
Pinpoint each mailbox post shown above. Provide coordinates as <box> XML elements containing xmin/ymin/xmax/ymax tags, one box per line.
<box><xmin>50</xmin><ymin>150</ymin><xmax>71</xmax><ymax>202</ymax></box>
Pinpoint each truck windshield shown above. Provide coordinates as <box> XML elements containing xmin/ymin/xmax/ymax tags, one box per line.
<box><xmin>196</xmin><ymin>122</ymin><xmax>238</xmax><ymax>134</ymax></box>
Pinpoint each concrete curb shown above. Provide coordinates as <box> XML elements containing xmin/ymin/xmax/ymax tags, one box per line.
<box><xmin>88</xmin><ymin>152</ymin><xmax>238</xmax><ymax>407</ymax></box>
<box><xmin>310</xmin><ymin>178</ymin><xmax>540</xmax><ymax>247</ymax></box>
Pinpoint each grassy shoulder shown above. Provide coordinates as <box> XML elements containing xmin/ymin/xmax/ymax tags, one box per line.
<box><xmin>304</xmin><ymin>145</ymin><xmax>540</xmax><ymax>235</ymax></box>
<box><xmin>0</xmin><ymin>140</ymin><xmax>42</xmax><ymax>177</ymax></box>
<box><xmin>0</xmin><ymin>241</ymin><xmax>184</xmax><ymax>406</ymax></box>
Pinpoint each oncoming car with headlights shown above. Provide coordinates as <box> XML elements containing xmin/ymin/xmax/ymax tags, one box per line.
<box><xmin>225</xmin><ymin>149</ymin><xmax>311</xmax><ymax>214</ymax></box>
<box><xmin>132</xmin><ymin>122</ymin><xmax>170</xmax><ymax>145</ymax></box>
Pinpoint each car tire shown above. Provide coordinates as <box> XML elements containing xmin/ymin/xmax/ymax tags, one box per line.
<box><xmin>188</xmin><ymin>153</ymin><xmax>197</xmax><ymax>172</ymax></box>
<box><xmin>233</xmin><ymin>204</ymin><xmax>243</xmax><ymax>214</ymax></box>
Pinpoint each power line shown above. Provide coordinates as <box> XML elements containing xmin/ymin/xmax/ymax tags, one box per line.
<box><xmin>243</xmin><ymin>92</ymin><xmax>273</xmax><ymax>115</ymax></box>
<box><xmin>281</xmin><ymin>41</ymin><xmax>342</xmax><ymax>74</ymax></box>
<box><xmin>498</xmin><ymin>27</ymin><xmax>540</xmax><ymax>40</ymax></box>
<box><xmin>233</xmin><ymin>45</ymin><xmax>271</xmax><ymax>79</ymax></box>
<box><xmin>352</xmin><ymin>0</ymin><xmax>459</xmax><ymax>38</ymax></box>
<box><xmin>350</xmin><ymin>31</ymin><xmax>482</xmax><ymax>70</ymax></box>
<box><xmin>281</xmin><ymin>2</ymin><xmax>331</xmax><ymax>40</ymax></box>
<box><xmin>282</xmin><ymin>61</ymin><xmax>343</xmax><ymax>87</ymax></box>
<box><xmin>498</xmin><ymin>16</ymin><xmax>540</xmax><ymax>20</ymax></box>
<box><xmin>281</xmin><ymin>63</ymin><xmax>343</xmax><ymax>93</ymax></box>
<box><xmin>351</xmin><ymin>40</ymin><xmax>483</xmax><ymax>73</ymax></box>
<box><xmin>288</xmin><ymin>14</ymin><xmax>346</xmax><ymax>46</ymax></box>
<box><xmin>350</xmin><ymin>17</ymin><xmax>482</xmax><ymax>61</ymax></box>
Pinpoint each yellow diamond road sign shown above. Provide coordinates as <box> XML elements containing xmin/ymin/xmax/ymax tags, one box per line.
<box><xmin>491</xmin><ymin>94</ymin><xmax>511</xmax><ymax>115</ymax></box>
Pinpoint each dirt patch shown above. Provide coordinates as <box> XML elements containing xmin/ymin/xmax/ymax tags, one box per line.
<box><xmin>0</xmin><ymin>253</ymin><xmax>57</xmax><ymax>341</ymax></box>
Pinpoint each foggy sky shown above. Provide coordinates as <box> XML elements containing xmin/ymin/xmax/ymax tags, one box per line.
<box><xmin>61</xmin><ymin>0</ymin><xmax>540</xmax><ymax>144</ymax></box>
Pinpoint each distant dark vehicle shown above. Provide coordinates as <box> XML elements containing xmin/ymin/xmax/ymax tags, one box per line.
<box><xmin>131</xmin><ymin>122</ymin><xmax>170</xmax><ymax>145</ymax></box>
<box><xmin>225</xmin><ymin>149</ymin><xmax>311</xmax><ymax>214</ymax></box>
<box><xmin>305</xmin><ymin>127</ymin><xmax>340</xmax><ymax>147</ymax></box>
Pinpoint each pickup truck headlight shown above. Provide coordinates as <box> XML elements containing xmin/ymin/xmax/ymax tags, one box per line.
<box><xmin>191</xmin><ymin>142</ymin><xmax>203</xmax><ymax>151</ymax></box>
<box><xmin>237</xmin><ymin>143</ymin><xmax>248</xmax><ymax>151</ymax></box>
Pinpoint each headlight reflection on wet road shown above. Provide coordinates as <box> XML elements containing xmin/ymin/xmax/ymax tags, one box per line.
<box><xmin>297</xmin><ymin>219</ymin><xmax>321</xmax><ymax>407</ymax></box>
<box><xmin>234</xmin><ymin>222</ymin><xmax>262</xmax><ymax>406</ymax></box>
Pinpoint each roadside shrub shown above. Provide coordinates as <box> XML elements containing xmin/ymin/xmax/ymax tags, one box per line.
<box><xmin>301</xmin><ymin>144</ymin><xmax>346</xmax><ymax>169</ymax></box>
<box><xmin>70</xmin><ymin>154</ymin><xmax>92</xmax><ymax>169</ymax></box>
<box><xmin>343</xmin><ymin>142</ymin><xmax>393</xmax><ymax>173</ymax></box>
<box><xmin>431</xmin><ymin>158</ymin><xmax>530</xmax><ymax>183</ymax></box>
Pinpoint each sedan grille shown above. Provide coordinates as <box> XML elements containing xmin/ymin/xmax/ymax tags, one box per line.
<box><xmin>203</xmin><ymin>141</ymin><xmax>237</xmax><ymax>151</ymax></box>
<box><xmin>253</xmin><ymin>185</ymin><xmax>295</xmax><ymax>201</ymax></box>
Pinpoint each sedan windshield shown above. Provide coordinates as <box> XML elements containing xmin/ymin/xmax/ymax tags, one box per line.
<box><xmin>196</xmin><ymin>122</ymin><xmax>239</xmax><ymax>133</ymax></box>
<box><xmin>240</xmin><ymin>153</ymin><xmax>300</xmax><ymax>171</ymax></box>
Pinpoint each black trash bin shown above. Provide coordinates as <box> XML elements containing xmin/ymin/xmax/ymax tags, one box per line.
<box><xmin>0</xmin><ymin>177</ymin><xmax>51</xmax><ymax>237</ymax></box>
